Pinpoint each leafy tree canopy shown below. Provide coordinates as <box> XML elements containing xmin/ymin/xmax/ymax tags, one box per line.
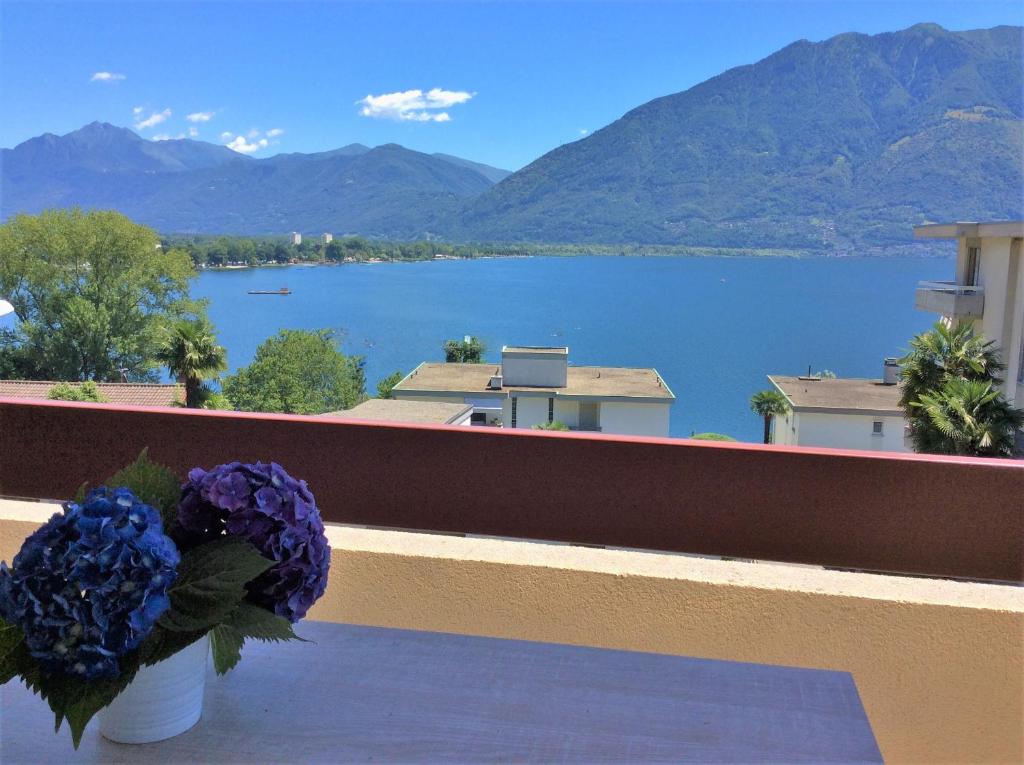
<box><xmin>444</xmin><ymin>336</ymin><xmax>486</xmax><ymax>363</ymax></box>
<box><xmin>223</xmin><ymin>329</ymin><xmax>366</xmax><ymax>414</ymax></box>
<box><xmin>0</xmin><ymin>209</ymin><xmax>196</xmax><ymax>382</ymax></box>
<box><xmin>532</xmin><ymin>420</ymin><xmax>570</xmax><ymax>431</ymax></box>
<box><xmin>376</xmin><ymin>370</ymin><xmax>404</xmax><ymax>399</ymax></box>
<box><xmin>47</xmin><ymin>381</ymin><xmax>108</xmax><ymax>402</ymax></box>
<box><xmin>155</xmin><ymin>318</ymin><xmax>227</xmax><ymax>408</ymax></box>
<box><xmin>690</xmin><ymin>432</ymin><xmax>737</xmax><ymax>441</ymax></box>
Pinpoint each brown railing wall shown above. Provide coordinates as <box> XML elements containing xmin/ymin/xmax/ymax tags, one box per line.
<box><xmin>2</xmin><ymin>399</ymin><xmax>1022</xmax><ymax>582</ymax></box>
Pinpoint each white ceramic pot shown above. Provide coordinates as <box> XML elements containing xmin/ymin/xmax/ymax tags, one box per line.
<box><xmin>99</xmin><ymin>634</ymin><xmax>209</xmax><ymax>744</ymax></box>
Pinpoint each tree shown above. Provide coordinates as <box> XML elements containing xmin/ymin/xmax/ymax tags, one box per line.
<box><xmin>47</xmin><ymin>381</ymin><xmax>108</xmax><ymax>402</ymax></box>
<box><xmin>223</xmin><ymin>329</ymin><xmax>366</xmax><ymax>414</ymax></box>
<box><xmin>155</xmin><ymin>318</ymin><xmax>227</xmax><ymax>408</ymax></box>
<box><xmin>911</xmin><ymin>378</ymin><xmax>1023</xmax><ymax>457</ymax></box>
<box><xmin>376</xmin><ymin>370</ymin><xmax>404</xmax><ymax>399</ymax></box>
<box><xmin>900</xmin><ymin>322</ymin><xmax>1021</xmax><ymax>456</ymax></box>
<box><xmin>444</xmin><ymin>336</ymin><xmax>486</xmax><ymax>363</ymax></box>
<box><xmin>532</xmin><ymin>420</ymin><xmax>569</xmax><ymax>431</ymax></box>
<box><xmin>0</xmin><ymin>209</ymin><xmax>196</xmax><ymax>381</ymax></box>
<box><xmin>749</xmin><ymin>390</ymin><xmax>790</xmax><ymax>444</ymax></box>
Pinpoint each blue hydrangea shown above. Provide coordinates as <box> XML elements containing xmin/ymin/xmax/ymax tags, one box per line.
<box><xmin>179</xmin><ymin>461</ymin><xmax>330</xmax><ymax>623</ymax></box>
<box><xmin>0</xmin><ymin>488</ymin><xmax>180</xmax><ymax>679</ymax></box>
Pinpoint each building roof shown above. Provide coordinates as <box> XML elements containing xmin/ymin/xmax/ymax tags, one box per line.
<box><xmin>0</xmin><ymin>380</ymin><xmax>184</xmax><ymax>407</ymax></box>
<box><xmin>502</xmin><ymin>346</ymin><xmax>568</xmax><ymax>355</ymax></box>
<box><xmin>321</xmin><ymin>398</ymin><xmax>473</xmax><ymax>424</ymax></box>
<box><xmin>394</xmin><ymin>363</ymin><xmax>675</xmax><ymax>401</ymax></box>
<box><xmin>768</xmin><ymin>376</ymin><xmax>902</xmax><ymax>416</ymax></box>
<box><xmin>914</xmin><ymin>221</ymin><xmax>1024</xmax><ymax>239</ymax></box>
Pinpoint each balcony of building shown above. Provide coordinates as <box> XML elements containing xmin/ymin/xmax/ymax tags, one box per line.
<box><xmin>0</xmin><ymin>398</ymin><xmax>1021</xmax><ymax>763</ymax></box>
<box><xmin>914</xmin><ymin>280</ymin><xmax>985</xmax><ymax>318</ymax></box>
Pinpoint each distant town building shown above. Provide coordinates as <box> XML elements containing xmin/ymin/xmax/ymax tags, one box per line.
<box><xmin>0</xmin><ymin>380</ymin><xmax>184</xmax><ymax>408</ymax></box>
<box><xmin>392</xmin><ymin>346</ymin><xmax>674</xmax><ymax>437</ymax></box>
<box><xmin>767</xmin><ymin>366</ymin><xmax>910</xmax><ymax>452</ymax></box>
<box><xmin>290</xmin><ymin>232</ymin><xmax>302</xmax><ymax>246</ymax></box>
<box><xmin>914</xmin><ymin>221</ymin><xmax>1023</xmax><ymax>406</ymax></box>
<box><xmin>320</xmin><ymin>398</ymin><xmax>472</xmax><ymax>426</ymax></box>
<box><xmin>322</xmin><ymin>233</ymin><xmax>333</xmax><ymax>244</ymax></box>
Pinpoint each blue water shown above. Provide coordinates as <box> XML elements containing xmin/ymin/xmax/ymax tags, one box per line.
<box><xmin>192</xmin><ymin>255</ymin><xmax>953</xmax><ymax>441</ymax></box>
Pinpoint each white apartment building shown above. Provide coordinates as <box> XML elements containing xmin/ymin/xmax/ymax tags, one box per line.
<box><xmin>290</xmin><ymin>232</ymin><xmax>302</xmax><ymax>245</ymax></box>
<box><xmin>322</xmin><ymin>233</ymin><xmax>333</xmax><ymax>244</ymax></box>
<box><xmin>768</xmin><ymin>364</ymin><xmax>910</xmax><ymax>453</ymax></box>
<box><xmin>914</xmin><ymin>221</ymin><xmax>1024</xmax><ymax>406</ymax></box>
<box><xmin>392</xmin><ymin>346</ymin><xmax>675</xmax><ymax>437</ymax></box>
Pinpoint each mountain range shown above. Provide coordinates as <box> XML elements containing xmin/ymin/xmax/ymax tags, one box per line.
<box><xmin>2</xmin><ymin>23</ymin><xmax>1021</xmax><ymax>250</ymax></box>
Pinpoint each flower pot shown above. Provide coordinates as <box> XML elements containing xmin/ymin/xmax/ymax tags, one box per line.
<box><xmin>99</xmin><ymin>635</ymin><xmax>209</xmax><ymax>744</ymax></box>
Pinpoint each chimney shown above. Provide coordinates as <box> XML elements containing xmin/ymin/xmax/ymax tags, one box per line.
<box><xmin>883</xmin><ymin>358</ymin><xmax>900</xmax><ymax>385</ymax></box>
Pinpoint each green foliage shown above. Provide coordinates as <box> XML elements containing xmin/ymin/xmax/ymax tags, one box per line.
<box><xmin>532</xmin><ymin>420</ymin><xmax>570</xmax><ymax>431</ymax></box>
<box><xmin>158</xmin><ymin>537</ymin><xmax>274</xmax><ymax>633</ymax></box>
<box><xmin>900</xmin><ymin>323</ymin><xmax>1022</xmax><ymax>457</ymax></box>
<box><xmin>444</xmin><ymin>336</ymin><xmax>487</xmax><ymax>363</ymax></box>
<box><xmin>104</xmin><ymin>448</ymin><xmax>183</xmax><ymax>532</ymax></box>
<box><xmin>749</xmin><ymin>389</ymin><xmax>791</xmax><ymax>444</ymax></box>
<box><xmin>46</xmin><ymin>381</ymin><xmax>108</xmax><ymax>402</ymax></box>
<box><xmin>199</xmin><ymin>389</ymin><xmax>232</xmax><ymax>410</ymax></box>
<box><xmin>223</xmin><ymin>329</ymin><xmax>366</xmax><ymax>414</ymax></box>
<box><xmin>376</xmin><ymin>370</ymin><xmax>404</xmax><ymax>399</ymax></box>
<box><xmin>155</xmin><ymin>318</ymin><xmax>227</xmax><ymax>408</ymax></box>
<box><xmin>210</xmin><ymin>624</ymin><xmax>244</xmax><ymax>675</ymax></box>
<box><xmin>209</xmin><ymin>604</ymin><xmax>303</xmax><ymax>676</ymax></box>
<box><xmin>690</xmin><ymin>432</ymin><xmax>737</xmax><ymax>441</ymax></box>
<box><xmin>0</xmin><ymin>208</ymin><xmax>196</xmax><ymax>381</ymax></box>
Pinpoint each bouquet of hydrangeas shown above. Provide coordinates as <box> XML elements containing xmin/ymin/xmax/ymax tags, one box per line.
<box><xmin>0</xmin><ymin>451</ymin><xmax>331</xmax><ymax>747</ymax></box>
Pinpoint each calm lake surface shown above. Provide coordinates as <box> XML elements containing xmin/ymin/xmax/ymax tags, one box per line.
<box><xmin>194</xmin><ymin>255</ymin><xmax>953</xmax><ymax>442</ymax></box>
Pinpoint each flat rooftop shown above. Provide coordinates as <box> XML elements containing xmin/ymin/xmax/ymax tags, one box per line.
<box><xmin>915</xmin><ymin>221</ymin><xmax>1024</xmax><ymax>239</ymax></box>
<box><xmin>502</xmin><ymin>346</ymin><xmax>568</xmax><ymax>355</ymax></box>
<box><xmin>0</xmin><ymin>380</ymin><xmax>183</xmax><ymax>407</ymax></box>
<box><xmin>395</xmin><ymin>363</ymin><xmax>674</xmax><ymax>400</ymax></box>
<box><xmin>769</xmin><ymin>376</ymin><xmax>902</xmax><ymax>415</ymax></box>
<box><xmin>321</xmin><ymin>398</ymin><xmax>472</xmax><ymax>424</ymax></box>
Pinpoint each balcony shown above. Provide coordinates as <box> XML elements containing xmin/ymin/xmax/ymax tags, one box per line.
<box><xmin>914</xmin><ymin>280</ymin><xmax>985</xmax><ymax>318</ymax></box>
<box><xmin>0</xmin><ymin>399</ymin><xmax>1021</xmax><ymax>763</ymax></box>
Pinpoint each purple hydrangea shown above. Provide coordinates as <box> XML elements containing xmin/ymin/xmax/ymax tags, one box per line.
<box><xmin>0</xmin><ymin>488</ymin><xmax>179</xmax><ymax>679</ymax></box>
<box><xmin>178</xmin><ymin>461</ymin><xmax>330</xmax><ymax>622</ymax></box>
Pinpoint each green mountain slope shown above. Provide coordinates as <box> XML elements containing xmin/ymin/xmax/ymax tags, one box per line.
<box><xmin>456</xmin><ymin>23</ymin><xmax>1023</xmax><ymax>249</ymax></box>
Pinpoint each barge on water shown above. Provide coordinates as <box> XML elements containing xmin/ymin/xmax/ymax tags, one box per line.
<box><xmin>247</xmin><ymin>287</ymin><xmax>292</xmax><ymax>295</ymax></box>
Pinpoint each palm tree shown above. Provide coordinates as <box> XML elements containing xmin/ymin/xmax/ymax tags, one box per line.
<box><xmin>912</xmin><ymin>378</ymin><xmax>1023</xmax><ymax>458</ymax></box>
<box><xmin>899</xmin><ymin>321</ymin><xmax>1012</xmax><ymax>454</ymax></box>
<box><xmin>749</xmin><ymin>390</ymin><xmax>790</xmax><ymax>444</ymax></box>
<box><xmin>156</xmin><ymin>319</ymin><xmax>227</xmax><ymax>408</ymax></box>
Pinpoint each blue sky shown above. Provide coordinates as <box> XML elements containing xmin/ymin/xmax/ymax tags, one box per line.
<box><xmin>2</xmin><ymin>1</ymin><xmax>1021</xmax><ymax>170</ymax></box>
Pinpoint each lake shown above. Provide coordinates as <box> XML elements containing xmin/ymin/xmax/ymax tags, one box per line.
<box><xmin>193</xmin><ymin>254</ymin><xmax>953</xmax><ymax>442</ymax></box>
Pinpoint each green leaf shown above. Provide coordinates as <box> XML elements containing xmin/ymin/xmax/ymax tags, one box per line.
<box><xmin>160</xmin><ymin>537</ymin><xmax>273</xmax><ymax>633</ymax></box>
<box><xmin>0</xmin><ymin>620</ymin><xmax>26</xmax><ymax>685</ymax></box>
<box><xmin>209</xmin><ymin>624</ymin><xmax>244</xmax><ymax>675</ymax></box>
<box><xmin>136</xmin><ymin>625</ymin><xmax>208</xmax><ymax>667</ymax></box>
<box><xmin>224</xmin><ymin>603</ymin><xmax>306</xmax><ymax>643</ymax></box>
<box><xmin>105</xmin><ymin>448</ymin><xmax>183</xmax><ymax>533</ymax></box>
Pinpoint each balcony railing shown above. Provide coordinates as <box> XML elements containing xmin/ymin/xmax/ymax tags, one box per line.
<box><xmin>1</xmin><ymin>398</ymin><xmax>1022</xmax><ymax>763</ymax></box>
<box><xmin>914</xmin><ymin>280</ymin><xmax>985</xmax><ymax>318</ymax></box>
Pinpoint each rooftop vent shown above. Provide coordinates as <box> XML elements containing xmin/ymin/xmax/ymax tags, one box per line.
<box><xmin>488</xmin><ymin>374</ymin><xmax>503</xmax><ymax>390</ymax></box>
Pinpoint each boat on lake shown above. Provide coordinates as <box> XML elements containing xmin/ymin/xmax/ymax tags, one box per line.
<box><xmin>247</xmin><ymin>287</ymin><xmax>291</xmax><ymax>295</ymax></box>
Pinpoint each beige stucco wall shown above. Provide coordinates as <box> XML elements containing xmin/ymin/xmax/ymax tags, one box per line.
<box><xmin>2</xmin><ymin>501</ymin><xmax>1021</xmax><ymax>763</ymax></box>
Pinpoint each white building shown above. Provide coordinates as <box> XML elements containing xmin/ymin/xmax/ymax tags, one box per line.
<box><xmin>322</xmin><ymin>233</ymin><xmax>333</xmax><ymax>245</ymax></box>
<box><xmin>321</xmin><ymin>398</ymin><xmax>472</xmax><ymax>426</ymax></box>
<box><xmin>768</xmin><ymin>366</ymin><xmax>910</xmax><ymax>453</ymax></box>
<box><xmin>290</xmin><ymin>232</ymin><xmax>302</xmax><ymax>246</ymax></box>
<box><xmin>914</xmin><ymin>221</ymin><xmax>1024</xmax><ymax>406</ymax></box>
<box><xmin>392</xmin><ymin>346</ymin><xmax>675</xmax><ymax>437</ymax></box>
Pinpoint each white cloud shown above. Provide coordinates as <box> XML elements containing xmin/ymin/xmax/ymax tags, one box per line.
<box><xmin>133</xmin><ymin>106</ymin><xmax>145</xmax><ymax>116</ymax></box>
<box><xmin>91</xmin><ymin>71</ymin><xmax>125</xmax><ymax>82</ymax></box>
<box><xmin>188</xmin><ymin>127</ymin><xmax>199</xmax><ymax>138</ymax></box>
<box><xmin>135</xmin><ymin>108</ymin><xmax>171</xmax><ymax>130</ymax></box>
<box><xmin>186</xmin><ymin>111</ymin><xmax>214</xmax><ymax>123</ymax></box>
<box><xmin>226</xmin><ymin>135</ymin><xmax>269</xmax><ymax>154</ymax></box>
<box><xmin>220</xmin><ymin>131</ymin><xmax>233</xmax><ymax>140</ymax></box>
<box><xmin>266</xmin><ymin>128</ymin><xmax>284</xmax><ymax>138</ymax></box>
<box><xmin>356</xmin><ymin>88</ymin><xmax>473</xmax><ymax>122</ymax></box>
<box><xmin>579</xmin><ymin>128</ymin><xmax>589</xmax><ymax>136</ymax></box>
